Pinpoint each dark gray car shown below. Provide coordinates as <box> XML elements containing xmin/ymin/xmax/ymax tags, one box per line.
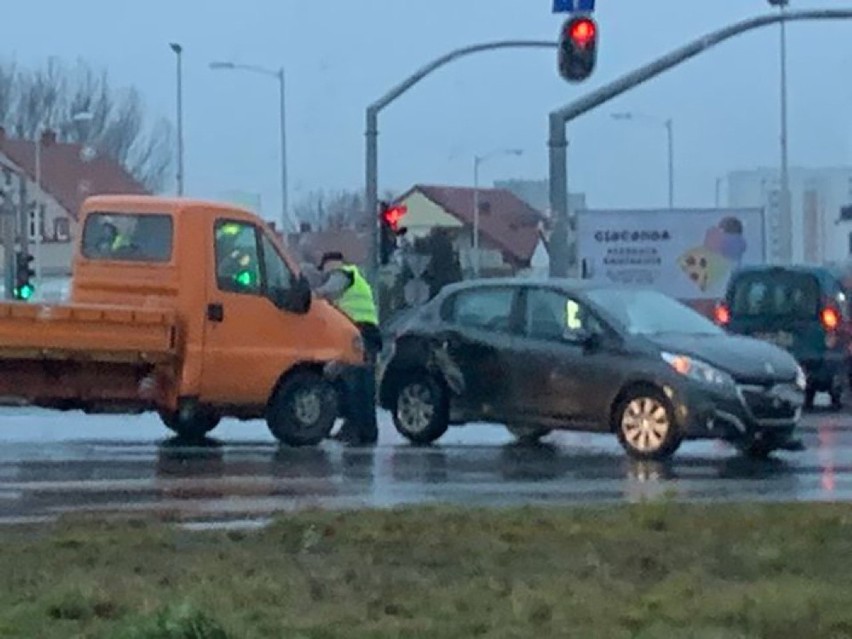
<box><xmin>378</xmin><ymin>279</ymin><xmax>806</xmax><ymax>460</ymax></box>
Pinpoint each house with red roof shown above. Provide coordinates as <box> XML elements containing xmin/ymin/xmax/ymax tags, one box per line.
<box><xmin>395</xmin><ymin>184</ymin><xmax>548</xmax><ymax>276</ymax></box>
<box><xmin>0</xmin><ymin>127</ymin><xmax>148</xmax><ymax>277</ymax></box>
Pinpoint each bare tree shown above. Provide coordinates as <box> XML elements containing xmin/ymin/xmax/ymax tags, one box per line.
<box><xmin>0</xmin><ymin>57</ymin><xmax>173</xmax><ymax>192</ymax></box>
<box><xmin>293</xmin><ymin>188</ymin><xmax>398</xmax><ymax>231</ymax></box>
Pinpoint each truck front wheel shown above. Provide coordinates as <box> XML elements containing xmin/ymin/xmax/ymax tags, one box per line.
<box><xmin>267</xmin><ymin>371</ymin><xmax>338</xmax><ymax>447</ymax></box>
<box><xmin>159</xmin><ymin>409</ymin><xmax>220</xmax><ymax>441</ymax></box>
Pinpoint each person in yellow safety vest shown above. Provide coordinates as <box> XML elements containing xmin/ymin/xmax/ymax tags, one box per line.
<box><xmin>315</xmin><ymin>251</ymin><xmax>381</xmax><ymax>446</ymax></box>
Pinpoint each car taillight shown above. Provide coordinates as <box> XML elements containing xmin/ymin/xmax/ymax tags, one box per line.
<box><xmin>714</xmin><ymin>303</ymin><xmax>730</xmax><ymax>326</ymax></box>
<box><xmin>821</xmin><ymin>306</ymin><xmax>840</xmax><ymax>332</ymax></box>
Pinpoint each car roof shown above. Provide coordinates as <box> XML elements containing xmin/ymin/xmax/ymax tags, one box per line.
<box><xmin>733</xmin><ymin>264</ymin><xmax>834</xmax><ymax>276</ymax></box>
<box><xmin>436</xmin><ymin>277</ymin><xmax>621</xmax><ymax>299</ymax></box>
<box><xmin>730</xmin><ymin>264</ymin><xmax>847</xmax><ymax>285</ymax></box>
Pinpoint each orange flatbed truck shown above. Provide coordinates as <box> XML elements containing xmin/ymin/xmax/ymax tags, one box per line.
<box><xmin>0</xmin><ymin>195</ymin><xmax>365</xmax><ymax>445</ymax></box>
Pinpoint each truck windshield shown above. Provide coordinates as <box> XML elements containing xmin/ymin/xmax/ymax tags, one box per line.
<box><xmin>730</xmin><ymin>270</ymin><xmax>820</xmax><ymax>319</ymax></box>
<box><xmin>81</xmin><ymin>212</ymin><xmax>173</xmax><ymax>263</ymax></box>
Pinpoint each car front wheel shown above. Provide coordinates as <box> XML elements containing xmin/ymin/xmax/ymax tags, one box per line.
<box><xmin>392</xmin><ymin>372</ymin><xmax>449</xmax><ymax>445</ymax></box>
<box><xmin>615</xmin><ymin>389</ymin><xmax>682</xmax><ymax>461</ymax></box>
<box><xmin>267</xmin><ymin>371</ymin><xmax>338</xmax><ymax>447</ymax></box>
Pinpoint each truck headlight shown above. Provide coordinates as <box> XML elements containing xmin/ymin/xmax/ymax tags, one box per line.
<box><xmin>661</xmin><ymin>352</ymin><xmax>735</xmax><ymax>388</ymax></box>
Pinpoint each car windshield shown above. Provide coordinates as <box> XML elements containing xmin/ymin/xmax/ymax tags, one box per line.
<box><xmin>586</xmin><ymin>288</ymin><xmax>723</xmax><ymax>336</ymax></box>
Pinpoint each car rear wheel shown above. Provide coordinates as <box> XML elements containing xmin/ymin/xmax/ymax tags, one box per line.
<box><xmin>506</xmin><ymin>424</ymin><xmax>551</xmax><ymax>444</ymax></box>
<box><xmin>615</xmin><ymin>389</ymin><xmax>681</xmax><ymax>461</ymax></box>
<box><xmin>392</xmin><ymin>372</ymin><xmax>448</xmax><ymax>445</ymax></box>
<box><xmin>267</xmin><ymin>371</ymin><xmax>338</xmax><ymax>447</ymax></box>
<box><xmin>159</xmin><ymin>408</ymin><xmax>220</xmax><ymax>441</ymax></box>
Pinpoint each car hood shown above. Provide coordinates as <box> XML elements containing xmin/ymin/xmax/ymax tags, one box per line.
<box><xmin>645</xmin><ymin>332</ymin><xmax>799</xmax><ymax>383</ymax></box>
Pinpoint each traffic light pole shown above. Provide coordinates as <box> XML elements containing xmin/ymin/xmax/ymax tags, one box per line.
<box><xmin>365</xmin><ymin>40</ymin><xmax>557</xmax><ymax>287</ymax></box>
<box><xmin>0</xmin><ymin>200</ymin><xmax>14</xmax><ymax>301</ymax></box>
<box><xmin>547</xmin><ymin>8</ymin><xmax>852</xmax><ymax>277</ymax></box>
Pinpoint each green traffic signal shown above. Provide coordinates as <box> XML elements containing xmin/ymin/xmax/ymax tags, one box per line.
<box><xmin>234</xmin><ymin>270</ymin><xmax>256</xmax><ymax>287</ymax></box>
<box><xmin>13</xmin><ymin>283</ymin><xmax>34</xmax><ymax>301</ymax></box>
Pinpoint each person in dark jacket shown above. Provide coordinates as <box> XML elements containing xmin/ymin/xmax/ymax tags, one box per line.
<box><xmin>315</xmin><ymin>252</ymin><xmax>381</xmax><ymax>445</ymax></box>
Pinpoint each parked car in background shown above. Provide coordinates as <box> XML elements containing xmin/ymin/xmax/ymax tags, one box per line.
<box><xmin>379</xmin><ymin>279</ymin><xmax>806</xmax><ymax>460</ymax></box>
<box><xmin>716</xmin><ymin>265</ymin><xmax>851</xmax><ymax>409</ymax></box>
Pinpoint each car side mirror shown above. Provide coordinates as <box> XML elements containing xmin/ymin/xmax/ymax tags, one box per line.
<box><xmin>271</xmin><ymin>275</ymin><xmax>312</xmax><ymax>315</ymax></box>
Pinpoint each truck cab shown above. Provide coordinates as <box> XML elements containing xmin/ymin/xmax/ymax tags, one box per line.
<box><xmin>0</xmin><ymin>195</ymin><xmax>364</xmax><ymax>445</ymax></box>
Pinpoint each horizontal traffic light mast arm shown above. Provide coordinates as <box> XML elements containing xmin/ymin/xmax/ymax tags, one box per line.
<box><xmin>365</xmin><ymin>39</ymin><xmax>557</xmax><ymax>286</ymax></box>
<box><xmin>551</xmin><ymin>8</ymin><xmax>852</xmax><ymax>124</ymax></box>
<box><xmin>368</xmin><ymin>40</ymin><xmax>557</xmax><ymax>116</ymax></box>
<box><xmin>546</xmin><ymin>7</ymin><xmax>852</xmax><ymax>278</ymax></box>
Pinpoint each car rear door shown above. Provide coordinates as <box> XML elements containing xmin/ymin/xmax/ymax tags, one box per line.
<box><xmin>435</xmin><ymin>286</ymin><xmax>523</xmax><ymax>424</ymax></box>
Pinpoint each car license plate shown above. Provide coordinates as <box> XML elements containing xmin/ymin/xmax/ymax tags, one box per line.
<box><xmin>754</xmin><ymin>331</ymin><xmax>794</xmax><ymax>349</ymax></box>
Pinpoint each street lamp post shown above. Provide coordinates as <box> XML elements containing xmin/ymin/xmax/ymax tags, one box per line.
<box><xmin>209</xmin><ymin>61</ymin><xmax>290</xmax><ymax>232</ymax></box>
<box><xmin>33</xmin><ymin>111</ymin><xmax>93</xmax><ymax>289</ymax></box>
<box><xmin>769</xmin><ymin>0</ymin><xmax>792</xmax><ymax>263</ymax></box>
<box><xmin>472</xmin><ymin>148</ymin><xmax>523</xmax><ymax>277</ymax></box>
<box><xmin>170</xmin><ymin>43</ymin><xmax>184</xmax><ymax>197</ymax></box>
<box><xmin>611</xmin><ymin>112</ymin><xmax>675</xmax><ymax>209</ymax></box>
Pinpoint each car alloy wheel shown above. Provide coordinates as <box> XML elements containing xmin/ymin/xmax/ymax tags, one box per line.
<box><xmin>397</xmin><ymin>382</ymin><xmax>436</xmax><ymax>434</ymax></box>
<box><xmin>621</xmin><ymin>397</ymin><xmax>671</xmax><ymax>454</ymax></box>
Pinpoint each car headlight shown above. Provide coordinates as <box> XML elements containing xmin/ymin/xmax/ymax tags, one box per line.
<box><xmin>661</xmin><ymin>352</ymin><xmax>734</xmax><ymax>387</ymax></box>
<box><xmin>795</xmin><ymin>365</ymin><xmax>807</xmax><ymax>391</ymax></box>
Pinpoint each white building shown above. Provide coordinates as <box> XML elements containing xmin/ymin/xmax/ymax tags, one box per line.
<box><xmin>726</xmin><ymin>167</ymin><xmax>852</xmax><ymax>264</ymax></box>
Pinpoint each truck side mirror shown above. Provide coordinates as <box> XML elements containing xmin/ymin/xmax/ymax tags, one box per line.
<box><xmin>270</xmin><ymin>275</ymin><xmax>312</xmax><ymax>315</ymax></box>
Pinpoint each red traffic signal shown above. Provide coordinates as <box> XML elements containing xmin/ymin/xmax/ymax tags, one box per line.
<box><xmin>569</xmin><ymin>17</ymin><xmax>596</xmax><ymax>47</ymax></box>
<box><xmin>381</xmin><ymin>203</ymin><xmax>407</xmax><ymax>233</ymax></box>
<box><xmin>558</xmin><ymin>15</ymin><xmax>598</xmax><ymax>83</ymax></box>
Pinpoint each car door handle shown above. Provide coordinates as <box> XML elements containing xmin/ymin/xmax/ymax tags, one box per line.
<box><xmin>207</xmin><ymin>303</ymin><xmax>224</xmax><ymax>323</ymax></box>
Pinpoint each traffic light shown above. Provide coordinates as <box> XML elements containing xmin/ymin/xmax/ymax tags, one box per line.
<box><xmin>379</xmin><ymin>201</ymin><xmax>408</xmax><ymax>265</ymax></box>
<box><xmin>558</xmin><ymin>15</ymin><xmax>598</xmax><ymax>83</ymax></box>
<box><xmin>13</xmin><ymin>251</ymin><xmax>35</xmax><ymax>301</ymax></box>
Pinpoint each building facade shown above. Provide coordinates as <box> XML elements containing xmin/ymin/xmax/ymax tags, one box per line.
<box><xmin>0</xmin><ymin>128</ymin><xmax>148</xmax><ymax>278</ymax></box>
<box><xmin>726</xmin><ymin>167</ymin><xmax>852</xmax><ymax>264</ymax></box>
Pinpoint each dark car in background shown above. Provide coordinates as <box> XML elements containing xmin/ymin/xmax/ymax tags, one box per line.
<box><xmin>716</xmin><ymin>265</ymin><xmax>851</xmax><ymax>409</ymax></box>
<box><xmin>379</xmin><ymin>279</ymin><xmax>806</xmax><ymax>460</ymax></box>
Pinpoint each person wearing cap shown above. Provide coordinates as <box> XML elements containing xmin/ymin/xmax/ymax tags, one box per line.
<box><xmin>315</xmin><ymin>251</ymin><xmax>381</xmax><ymax>445</ymax></box>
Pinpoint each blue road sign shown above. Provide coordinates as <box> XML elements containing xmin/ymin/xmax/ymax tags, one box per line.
<box><xmin>552</xmin><ymin>0</ymin><xmax>595</xmax><ymax>13</ymax></box>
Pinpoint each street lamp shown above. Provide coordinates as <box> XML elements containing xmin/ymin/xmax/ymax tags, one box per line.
<box><xmin>33</xmin><ymin>110</ymin><xmax>94</xmax><ymax>289</ymax></box>
<box><xmin>170</xmin><ymin>43</ymin><xmax>184</xmax><ymax>196</ymax></box>
<box><xmin>611</xmin><ymin>111</ymin><xmax>675</xmax><ymax>209</ymax></box>
<box><xmin>472</xmin><ymin>148</ymin><xmax>523</xmax><ymax>277</ymax></box>
<box><xmin>768</xmin><ymin>0</ymin><xmax>791</xmax><ymax>263</ymax></box>
<box><xmin>210</xmin><ymin>60</ymin><xmax>290</xmax><ymax>233</ymax></box>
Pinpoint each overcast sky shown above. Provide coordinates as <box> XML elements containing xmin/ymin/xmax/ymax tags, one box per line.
<box><xmin>6</xmin><ymin>0</ymin><xmax>852</xmax><ymax>223</ymax></box>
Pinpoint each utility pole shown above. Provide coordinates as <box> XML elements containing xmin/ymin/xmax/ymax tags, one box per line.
<box><xmin>170</xmin><ymin>43</ymin><xmax>185</xmax><ymax>196</ymax></box>
<box><xmin>778</xmin><ymin>0</ymin><xmax>792</xmax><ymax>264</ymax></box>
<box><xmin>0</xmin><ymin>173</ymin><xmax>15</xmax><ymax>300</ymax></box>
<box><xmin>277</xmin><ymin>67</ymin><xmax>288</xmax><ymax>232</ymax></box>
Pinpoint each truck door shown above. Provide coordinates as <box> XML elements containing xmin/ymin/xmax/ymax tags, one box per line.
<box><xmin>199</xmin><ymin>219</ymin><xmax>303</xmax><ymax>406</ymax></box>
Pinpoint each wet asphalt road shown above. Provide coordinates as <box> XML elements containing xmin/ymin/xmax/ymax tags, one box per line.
<box><xmin>0</xmin><ymin>408</ymin><xmax>850</xmax><ymax>526</ymax></box>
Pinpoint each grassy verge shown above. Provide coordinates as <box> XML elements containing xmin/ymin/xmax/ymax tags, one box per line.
<box><xmin>1</xmin><ymin>503</ymin><xmax>852</xmax><ymax>638</ymax></box>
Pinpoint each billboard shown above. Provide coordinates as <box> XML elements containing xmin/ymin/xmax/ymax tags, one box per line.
<box><xmin>576</xmin><ymin>208</ymin><xmax>765</xmax><ymax>300</ymax></box>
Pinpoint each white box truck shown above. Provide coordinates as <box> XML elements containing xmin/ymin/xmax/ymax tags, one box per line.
<box><xmin>576</xmin><ymin>208</ymin><xmax>766</xmax><ymax>311</ymax></box>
